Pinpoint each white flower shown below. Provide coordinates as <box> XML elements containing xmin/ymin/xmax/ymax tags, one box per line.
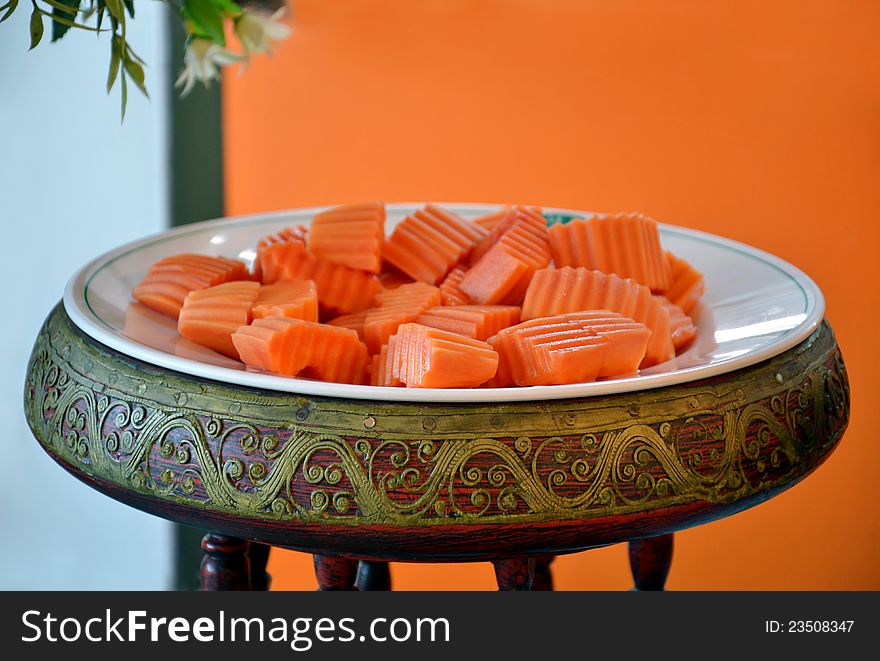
<box><xmin>175</xmin><ymin>39</ymin><xmax>245</xmax><ymax>97</ymax></box>
<box><xmin>235</xmin><ymin>8</ymin><xmax>291</xmax><ymax>56</ymax></box>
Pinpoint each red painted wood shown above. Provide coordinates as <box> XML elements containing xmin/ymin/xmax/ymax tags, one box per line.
<box><xmin>24</xmin><ymin>307</ymin><xmax>850</xmax><ymax>590</ymax></box>
<box><xmin>493</xmin><ymin>558</ymin><xmax>535</xmax><ymax>590</ymax></box>
<box><xmin>43</xmin><ymin>450</ymin><xmax>829</xmax><ymax>561</ymax></box>
<box><xmin>314</xmin><ymin>556</ymin><xmax>359</xmax><ymax>590</ymax></box>
<box><xmin>248</xmin><ymin>542</ymin><xmax>272</xmax><ymax>590</ymax></box>
<box><xmin>533</xmin><ymin>555</ymin><xmax>555</xmax><ymax>591</ymax></box>
<box><xmin>200</xmin><ymin>533</ymin><xmax>250</xmax><ymax>591</ymax></box>
<box><xmin>356</xmin><ymin>561</ymin><xmax>392</xmax><ymax>591</ymax></box>
<box><xmin>27</xmin><ymin>310</ymin><xmax>848</xmax><ymax>567</ymax></box>
<box><xmin>33</xmin><ymin>317</ymin><xmax>848</xmax><ymax>528</ymax></box>
<box><xmin>629</xmin><ymin>534</ymin><xmax>674</xmax><ymax>590</ymax></box>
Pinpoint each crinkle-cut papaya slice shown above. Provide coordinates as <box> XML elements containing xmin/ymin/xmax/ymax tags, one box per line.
<box><xmin>522</xmin><ymin>266</ymin><xmax>675</xmax><ymax>367</ymax></box>
<box><xmin>303</xmin><ymin>259</ymin><xmax>382</xmax><ymax>315</ymax></box>
<box><xmin>499</xmin><ymin>321</ymin><xmax>600</xmax><ymax>385</ymax></box>
<box><xmin>480</xmin><ymin>350</ymin><xmax>515</xmax><ymax>387</ymax></box>
<box><xmin>258</xmin><ymin>226</ymin><xmax>381</xmax><ymax>315</ymax></box>
<box><xmin>362</xmin><ymin>282</ymin><xmax>442</xmax><ymax>353</ymax></box>
<box><xmin>557</xmin><ymin>310</ymin><xmax>650</xmax><ymax>377</ymax></box>
<box><xmin>231</xmin><ymin>317</ymin><xmax>323</xmax><ymax>376</ymax></box>
<box><xmin>472</xmin><ymin>206</ymin><xmax>514</xmax><ymax>232</ymax></box>
<box><xmin>467</xmin><ymin>207</ymin><xmax>518</xmax><ymax>266</ymax></box>
<box><xmin>370</xmin><ymin>344</ymin><xmax>403</xmax><ymax>387</ymax></box>
<box><xmin>467</xmin><ymin>205</ymin><xmax>545</xmax><ymax>267</ymax></box>
<box><xmin>548</xmin><ymin>212</ymin><xmax>672</xmax><ymax>291</ymax></box>
<box><xmin>259</xmin><ymin>226</ymin><xmax>308</xmax><ymax>248</ymax></box>
<box><xmin>664</xmin><ymin>252</ymin><xmax>705</xmax><ymax>315</ymax></box>
<box><xmin>378</xmin><ymin>267</ymin><xmax>413</xmax><ymax>291</ymax></box>
<box><xmin>438</xmin><ymin>266</ymin><xmax>471</xmax><ymax>305</ymax></box>
<box><xmin>388</xmin><ymin>323</ymin><xmax>498</xmax><ymax>388</ymax></box>
<box><xmin>415</xmin><ymin>305</ymin><xmax>520</xmax><ymax>340</ymax></box>
<box><xmin>307</xmin><ymin>202</ymin><xmax>385</xmax><ymax>273</ymax></box>
<box><xmin>177</xmin><ymin>281</ymin><xmax>261</xmax><ymax>359</ymax></box>
<box><xmin>256</xmin><ymin>226</ymin><xmax>309</xmax><ymax>284</ymax></box>
<box><xmin>488</xmin><ymin>321</ymin><xmax>608</xmax><ymax>386</ymax></box>
<box><xmin>458</xmin><ymin>206</ymin><xmax>551</xmax><ymax>305</ymax></box>
<box><xmin>300</xmin><ymin>328</ymin><xmax>370</xmax><ymax>385</ymax></box>
<box><xmin>496</xmin><ymin>311</ymin><xmax>649</xmax><ymax>379</ymax></box>
<box><xmin>458</xmin><ymin>249</ymin><xmax>530</xmax><ymax>306</ymax></box>
<box><xmin>327</xmin><ymin>309</ymin><xmax>370</xmax><ymax>341</ymax></box>
<box><xmin>251</xmin><ymin>280</ymin><xmax>318</xmax><ymax>321</ymax></box>
<box><xmin>388</xmin><ymin>324</ymin><xmax>421</xmax><ymax>387</ymax></box>
<box><xmin>655</xmin><ymin>295</ymin><xmax>697</xmax><ymax>353</ymax></box>
<box><xmin>231</xmin><ymin>317</ymin><xmax>369</xmax><ymax>384</ymax></box>
<box><xmin>132</xmin><ymin>253</ymin><xmax>250</xmax><ymax>319</ymax></box>
<box><xmin>372</xmin><ymin>281</ymin><xmax>443</xmax><ymax>310</ymax></box>
<box><xmin>382</xmin><ymin>204</ymin><xmax>487</xmax><ymax>284</ymax></box>
<box><xmin>253</xmin><ymin>226</ymin><xmax>308</xmax><ymax>281</ymax></box>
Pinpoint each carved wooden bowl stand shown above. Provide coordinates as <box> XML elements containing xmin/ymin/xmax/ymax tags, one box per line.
<box><xmin>25</xmin><ymin>305</ymin><xmax>850</xmax><ymax>590</ymax></box>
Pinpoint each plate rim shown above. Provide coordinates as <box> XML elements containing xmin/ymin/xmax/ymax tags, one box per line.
<box><xmin>63</xmin><ymin>203</ymin><xmax>825</xmax><ymax>403</ymax></box>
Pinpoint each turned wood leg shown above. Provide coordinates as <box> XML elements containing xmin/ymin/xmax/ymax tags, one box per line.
<box><xmin>248</xmin><ymin>541</ymin><xmax>272</xmax><ymax>591</ymax></box>
<box><xmin>493</xmin><ymin>558</ymin><xmax>535</xmax><ymax>591</ymax></box>
<box><xmin>533</xmin><ymin>555</ymin><xmax>555</xmax><ymax>591</ymax></box>
<box><xmin>629</xmin><ymin>533</ymin><xmax>674</xmax><ymax>591</ymax></box>
<box><xmin>314</xmin><ymin>555</ymin><xmax>359</xmax><ymax>591</ymax></box>
<box><xmin>356</xmin><ymin>561</ymin><xmax>392</xmax><ymax>591</ymax></box>
<box><xmin>200</xmin><ymin>533</ymin><xmax>250</xmax><ymax>591</ymax></box>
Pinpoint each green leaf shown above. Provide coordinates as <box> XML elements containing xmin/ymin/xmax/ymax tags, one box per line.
<box><xmin>125</xmin><ymin>42</ymin><xmax>146</xmax><ymax>65</ymax></box>
<box><xmin>213</xmin><ymin>0</ymin><xmax>242</xmax><ymax>17</ymax></box>
<box><xmin>1</xmin><ymin>0</ymin><xmax>19</xmax><ymax>24</ymax></box>
<box><xmin>120</xmin><ymin>66</ymin><xmax>128</xmax><ymax>120</ymax></box>
<box><xmin>107</xmin><ymin>35</ymin><xmax>121</xmax><ymax>92</ymax></box>
<box><xmin>50</xmin><ymin>0</ymin><xmax>80</xmax><ymax>42</ymax></box>
<box><xmin>79</xmin><ymin>0</ymin><xmax>95</xmax><ymax>19</ymax></box>
<box><xmin>37</xmin><ymin>9</ymin><xmax>106</xmax><ymax>32</ymax></box>
<box><xmin>29</xmin><ymin>6</ymin><xmax>43</xmax><ymax>49</ymax></box>
<box><xmin>95</xmin><ymin>1</ymin><xmax>105</xmax><ymax>31</ymax></box>
<box><xmin>41</xmin><ymin>0</ymin><xmax>78</xmax><ymax>11</ymax></box>
<box><xmin>123</xmin><ymin>0</ymin><xmax>132</xmax><ymax>17</ymax></box>
<box><xmin>104</xmin><ymin>0</ymin><xmax>122</xmax><ymax>23</ymax></box>
<box><xmin>122</xmin><ymin>48</ymin><xmax>148</xmax><ymax>98</ymax></box>
<box><xmin>182</xmin><ymin>0</ymin><xmax>225</xmax><ymax>45</ymax></box>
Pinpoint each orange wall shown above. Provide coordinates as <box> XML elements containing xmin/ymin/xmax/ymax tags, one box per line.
<box><xmin>223</xmin><ymin>0</ymin><xmax>880</xmax><ymax>589</ymax></box>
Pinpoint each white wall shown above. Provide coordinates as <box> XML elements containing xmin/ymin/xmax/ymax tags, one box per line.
<box><xmin>0</xmin><ymin>6</ymin><xmax>173</xmax><ymax>589</ymax></box>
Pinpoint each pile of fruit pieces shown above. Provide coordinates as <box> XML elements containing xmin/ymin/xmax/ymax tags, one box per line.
<box><xmin>131</xmin><ymin>203</ymin><xmax>704</xmax><ymax>388</ymax></box>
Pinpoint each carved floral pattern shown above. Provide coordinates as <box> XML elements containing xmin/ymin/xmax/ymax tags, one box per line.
<box><xmin>24</xmin><ymin>307</ymin><xmax>849</xmax><ymax>525</ymax></box>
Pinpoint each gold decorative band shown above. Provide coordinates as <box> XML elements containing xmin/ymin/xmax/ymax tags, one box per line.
<box><xmin>24</xmin><ymin>305</ymin><xmax>849</xmax><ymax>526</ymax></box>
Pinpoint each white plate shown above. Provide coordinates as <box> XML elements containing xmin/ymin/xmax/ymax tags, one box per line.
<box><xmin>63</xmin><ymin>203</ymin><xmax>824</xmax><ymax>403</ymax></box>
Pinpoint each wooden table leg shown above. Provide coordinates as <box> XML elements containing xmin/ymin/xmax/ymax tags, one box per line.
<box><xmin>629</xmin><ymin>533</ymin><xmax>674</xmax><ymax>591</ymax></box>
<box><xmin>493</xmin><ymin>558</ymin><xmax>535</xmax><ymax>591</ymax></box>
<box><xmin>200</xmin><ymin>533</ymin><xmax>250</xmax><ymax>591</ymax></box>
<box><xmin>248</xmin><ymin>541</ymin><xmax>272</xmax><ymax>591</ymax></box>
<box><xmin>533</xmin><ymin>555</ymin><xmax>555</xmax><ymax>591</ymax></box>
<box><xmin>356</xmin><ymin>561</ymin><xmax>392</xmax><ymax>591</ymax></box>
<box><xmin>314</xmin><ymin>555</ymin><xmax>359</xmax><ymax>590</ymax></box>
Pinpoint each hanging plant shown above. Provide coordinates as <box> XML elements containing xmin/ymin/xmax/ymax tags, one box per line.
<box><xmin>0</xmin><ymin>0</ymin><xmax>291</xmax><ymax>116</ymax></box>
